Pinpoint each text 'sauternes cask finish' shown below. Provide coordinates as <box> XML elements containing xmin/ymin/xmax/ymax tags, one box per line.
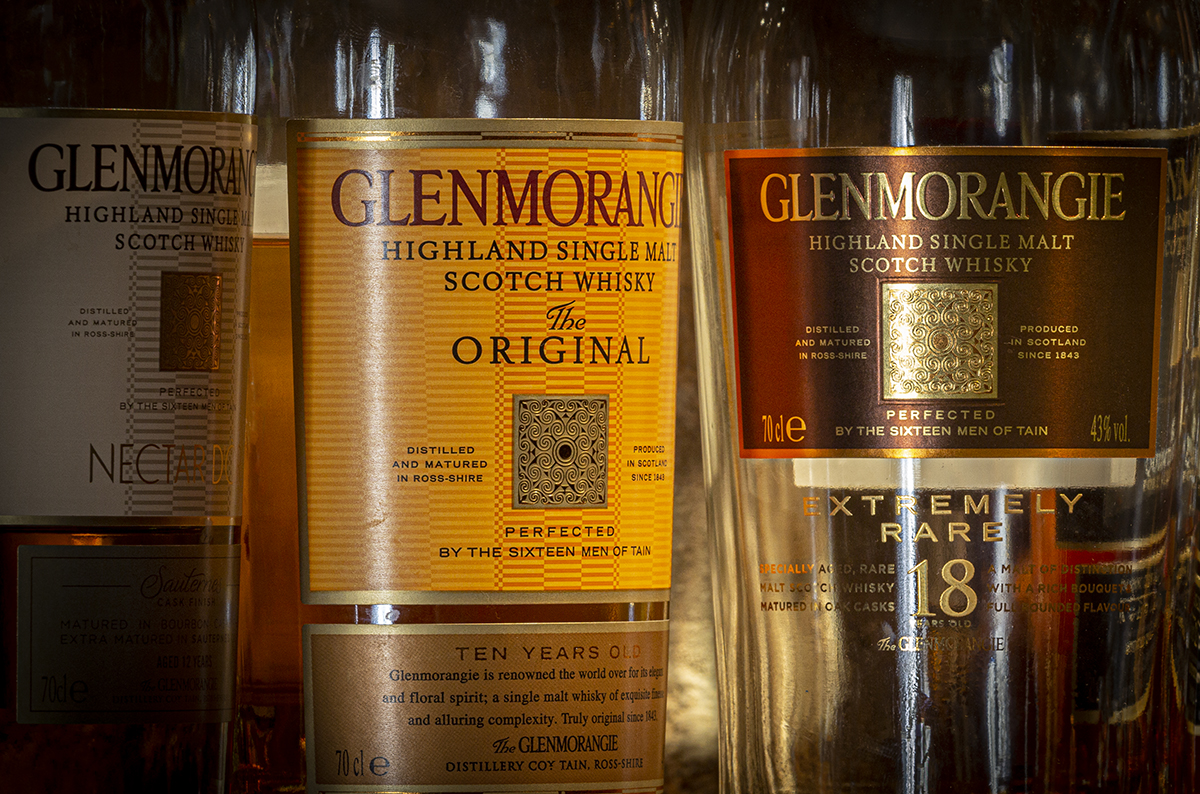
<box><xmin>685</xmin><ymin>2</ymin><xmax>1200</xmax><ymax>792</ymax></box>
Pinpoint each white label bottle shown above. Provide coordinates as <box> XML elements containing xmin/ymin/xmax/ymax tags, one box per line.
<box><xmin>0</xmin><ymin>2</ymin><xmax>255</xmax><ymax>792</ymax></box>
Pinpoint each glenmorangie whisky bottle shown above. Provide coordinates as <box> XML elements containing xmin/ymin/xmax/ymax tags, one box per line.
<box><xmin>0</xmin><ymin>2</ymin><xmax>255</xmax><ymax>791</ymax></box>
<box><xmin>237</xmin><ymin>2</ymin><xmax>684</xmax><ymax>791</ymax></box>
<box><xmin>686</xmin><ymin>1</ymin><xmax>1200</xmax><ymax>791</ymax></box>
<box><xmin>233</xmin><ymin>1</ymin><xmax>348</xmax><ymax>789</ymax></box>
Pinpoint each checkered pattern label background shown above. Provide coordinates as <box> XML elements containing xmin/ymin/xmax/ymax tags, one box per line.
<box><xmin>294</xmin><ymin>121</ymin><xmax>682</xmax><ymax>597</ymax></box>
<box><xmin>0</xmin><ymin>113</ymin><xmax>251</xmax><ymax>521</ymax></box>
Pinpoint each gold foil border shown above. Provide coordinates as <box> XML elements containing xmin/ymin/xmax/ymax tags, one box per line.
<box><xmin>290</xmin><ymin>118</ymin><xmax>683</xmax><ymax>149</ymax></box>
<box><xmin>302</xmin><ymin>589</ymin><xmax>671</xmax><ymax>606</ymax></box>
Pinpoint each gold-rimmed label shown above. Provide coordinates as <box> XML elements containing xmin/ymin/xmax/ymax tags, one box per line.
<box><xmin>303</xmin><ymin>621</ymin><xmax>668</xmax><ymax>792</ymax></box>
<box><xmin>724</xmin><ymin>146</ymin><xmax>1168</xmax><ymax>458</ymax></box>
<box><xmin>290</xmin><ymin>119</ymin><xmax>683</xmax><ymax>601</ymax></box>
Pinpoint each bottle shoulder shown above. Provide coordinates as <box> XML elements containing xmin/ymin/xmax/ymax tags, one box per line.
<box><xmin>0</xmin><ymin>0</ymin><xmax>254</xmax><ymax>114</ymax></box>
<box><xmin>686</xmin><ymin>0</ymin><xmax>1200</xmax><ymax>147</ymax></box>
<box><xmin>264</xmin><ymin>0</ymin><xmax>682</xmax><ymax>122</ymax></box>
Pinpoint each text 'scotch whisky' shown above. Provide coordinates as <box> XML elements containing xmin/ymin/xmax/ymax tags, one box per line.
<box><xmin>0</xmin><ymin>2</ymin><xmax>255</xmax><ymax>792</ymax></box>
<box><xmin>233</xmin><ymin>2</ymin><xmax>684</xmax><ymax>792</ymax></box>
<box><xmin>685</xmin><ymin>1</ymin><xmax>1200</xmax><ymax>792</ymax></box>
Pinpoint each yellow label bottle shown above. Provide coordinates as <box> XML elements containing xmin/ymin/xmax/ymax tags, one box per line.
<box><xmin>235</xmin><ymin>2</ymin><xmax>683</xmax><ymax>792</ymax></box>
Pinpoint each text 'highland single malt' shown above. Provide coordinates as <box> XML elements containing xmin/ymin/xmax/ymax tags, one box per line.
<box><xmin>0</xmin><ymin>2</ymin><xmax>255</xmax><ymax>792</ymax></box>
<box><xmin>233</xmin><ymin>3</ymin><xmax>684</xmax><ymax>792</ymax></box>
<box><xmin>686</xmin><ymin>1</ymin><xmax>1200</xmax><ymax>792</ymax></box>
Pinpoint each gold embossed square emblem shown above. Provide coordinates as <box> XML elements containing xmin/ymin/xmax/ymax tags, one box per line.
<box><xmin>514</xmin><ymin>395</ymin><xmax>609</xmax><ymax>509</ymax></box>
<box><xmin>159</xmin><ymin>272</ymin><xmax>222</xmax><ymax>372</ymax></box>
<box><xmin>881</xmin><ymin>283</ymin><xmax>998</xmax><ymax>399</ymax></box>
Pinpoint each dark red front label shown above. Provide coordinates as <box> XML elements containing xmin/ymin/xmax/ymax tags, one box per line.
<box><xmin>724</xmin><ymin>147</ymin><xmax>1167</xmax><ymax>458</ymax></box>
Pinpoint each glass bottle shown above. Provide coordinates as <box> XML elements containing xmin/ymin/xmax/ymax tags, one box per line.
<box><xmin>233</xmin><ymin>2</ymin><xmax>348</xmax><ymax>789</ymax></box>
<box><xmin>0</xmin><ymin>1</ymin><xmax>255</xmax><ymax>792</ymax></box>
<box><xmin>234</xmin><ymin>1</ymin><xmax>683</xmax><ymax>791</ymax></box>
<box><xmin>686</xmin><ymin>1</ymin><xmax>1200</xmax><ymax>792</ymax></box>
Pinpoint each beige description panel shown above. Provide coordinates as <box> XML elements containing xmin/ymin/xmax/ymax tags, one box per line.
<box><xmin>304</xmin><ymin>622</ymin><xmax>667</xmax><ymax>792</ymax></box>
<box><xmin>17</xmin><ymin>544</ymin><xmax>239</xmax><ymax>723</ymax></box>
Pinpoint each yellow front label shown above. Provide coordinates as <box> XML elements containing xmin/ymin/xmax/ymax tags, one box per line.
<box><xmin>291</xmin><ymin>120</ymin><xmax>683</xmax><ymax>600</ymax></box>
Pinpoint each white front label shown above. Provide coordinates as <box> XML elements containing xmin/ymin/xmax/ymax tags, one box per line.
<box><xmin>0</xmin><ymin>111</ymin><xmax>254</xmax><ymax>523</ymax></box>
